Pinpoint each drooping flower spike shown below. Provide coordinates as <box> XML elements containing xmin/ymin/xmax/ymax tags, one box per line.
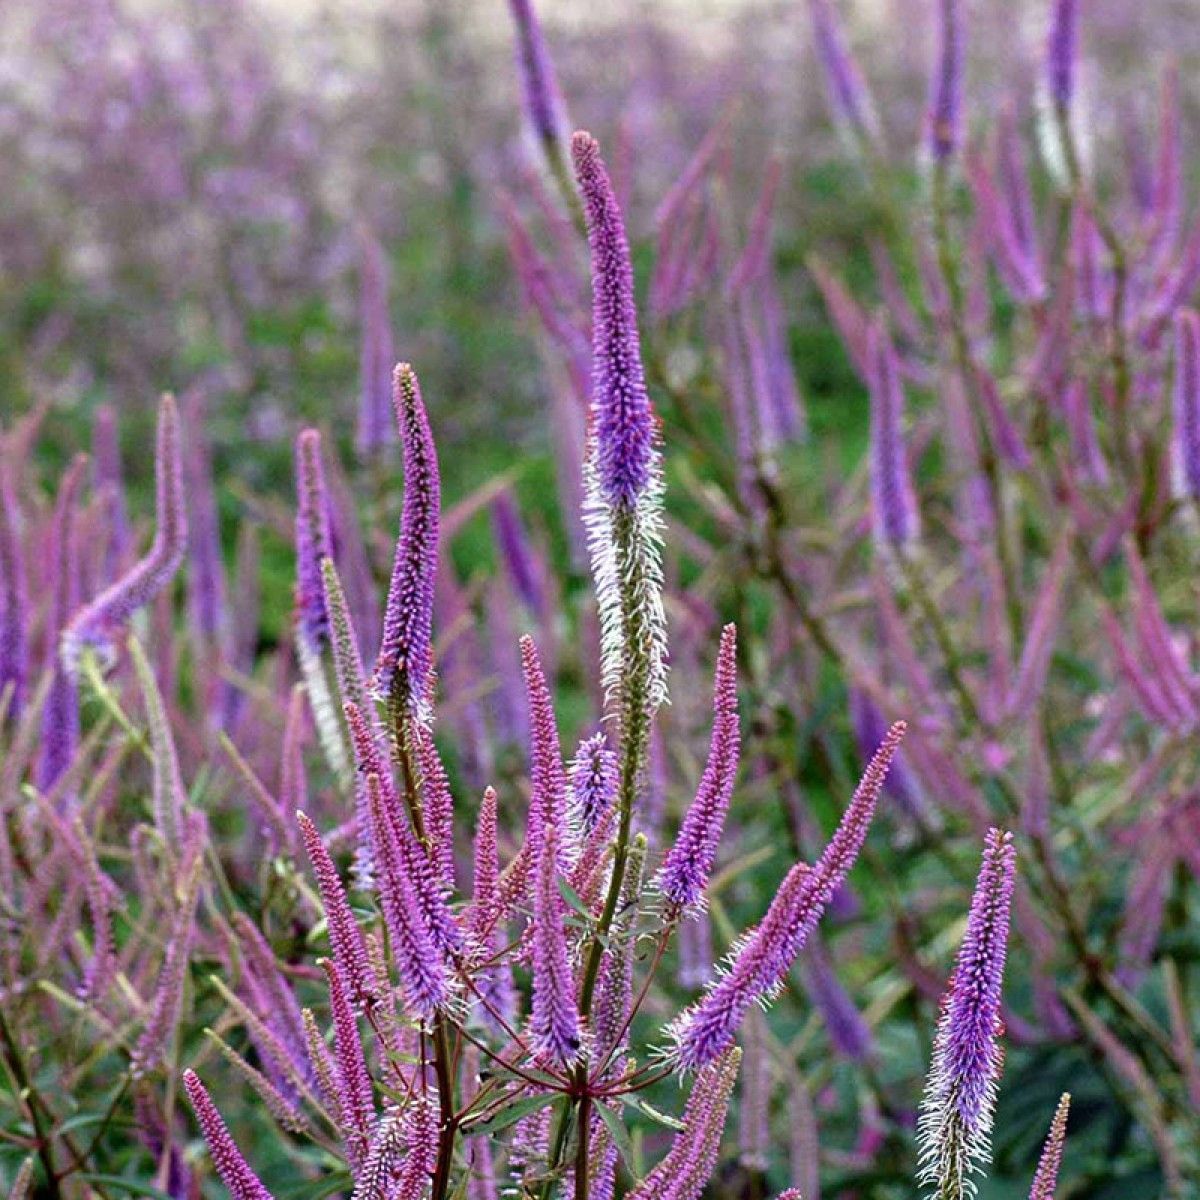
<box><xmin>917</xmin><ymin>828</ymin><xmax>1016</xmax><ymax>1200</ymax></box>
<box><xmin>668</xmin><ymin>722</ymin><xmax>905</xmax><ymax>1071</ymax></box>
<box><xmin>373</xmin><ymin>363</ymin><xmax>440</xmax><ymax>723</ymax></box>
<box><xmin>1029</xmin><ymin>1093</ymin><xmax>1070</xmax><ymax>1200</ymax></box>
<box><xmin>183</xmin><ymin>1070</ymin><xmax>277</xmax><ymax>1200</ymax></box>
<box><xmin>62</xmin><ymin>393</ymin><xmax>187</xmax><ymax>675</ymax></box>
<box><xmin>0</xmin><ymin>452</ymin><xmax>28</xmax><ymax>719</ymax></box>
<box><xmin>657</xmin><ymin>623</ymin><xmax>740</xmax><ymax>912</ymax></box>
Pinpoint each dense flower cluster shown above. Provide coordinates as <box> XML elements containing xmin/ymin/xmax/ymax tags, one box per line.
<box><xmin>1</xmin><ymin>0</ymin><xmax>1199</xmax><ymax>1198</ymax></box>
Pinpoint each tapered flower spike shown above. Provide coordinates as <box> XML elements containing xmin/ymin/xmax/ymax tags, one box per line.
<box><xmin>356</xmin><ymin>227</ymin><xmax>395</xmax><ymax>457</ymax></box>
<box><xmin>1045</xmin><ymin>0</ymin><xmax>1077</xmax><ymax>110</ymax></box>
<box><xmin>668</xmin><ymin>722</ymin><xmax>904</xmax><ymax>1072</ymax></box>
<box><xmin>917</xmin><ymin>828</ymin><xmax>1016</xmax><ymax>1200</ymax></box>
<box><xmin>926</xmin><ymin>0</ymin><xmax>963</xmax><ymax>164</ymax></box>
<box><xmin>573</xmin><ymin>130</ymin><xmax>668</xmax><ymax>719</ymax></box>
<box><xmin>183</xmin><ymin>395</ymin><xmax>229</xmax><ymax>653</ymax></box>
<box><xmin>295</xmin><ymin>430</ymin><xmax>335</xmax><ymax>652</ymax></box>
<box><xmin>507</xmin><ymin>0</ymin><xmax>569</xmax><ymax>158</ymax></box>
<box><xmin>364</xmin><ymin>770</ymin><xmax>451</xmax><ymax>1021</ymax></box>
<box><xmin>626</xmin><ymin>1048</ymin><xmax>741</xmax><ymax>1200</ymax></box>
<box><xmin>320</xmin><ymin>958</ymin><xmax>374</xmax><ymax>1171</ymax></box>
<box><xmin>373</xmin><ymin>363</ymin><xmax>440</xmax><ymax>722</ymax></box>
<box><xmin>867</xmin><ymin>321</ymin><xmax>920</xmax><ymax>556</ymax></box>
<box><xmin>657</xmin><ymin>624</ymin><xmax>740</xmax><ymax>912</ymax></box>
<box><xmin>807</xmin><ymin>0</ymin><xmax>882</xmax><ymax>148</ymax></box>
<box><xmin>183</xmin><ymin>1071</ymin><xmax>276</xmax><ymax>1200</ymax></box>
<box><xmin>0</xmin><ymin>454</ymin><xmax>28</xmax><ymax>719</ymax></box>
<box><xmin>470</xmin><ymin>785</ymin><xmax>500</xmax><ymax>942</ymax></box>
<box><xmin>491</xmin><ymin>489</ymin><xmax>547</xmax><ymax>621</ymax></box>
<box><xmin>529</xmin><ymin>823</ymin><xmax>582</xmax><ymax>1066</ymax></box>
<box><xmin>570</xmin><ymin>731</ymin><xmax>618</xmax><ymax>835</ymax></box>
<box><xmin>36</xmin><ymin>453</ymin><xmax>87</xmax><ymax>796</ymax></box>
<box><xmin>1028</xmin><ymin>1093</ymin><xmax>1070</xmax><ymax>1199</ymax></box>
<box><xmin>297</xmin><ymin>811</ymin><xmax>378</xmax><ymax>1011</ymax></box>
<box><xmin>1171</xmin><ymin>310</ymin><xmax>1200</xmax><ymax>501</ymax></box>
<box><xmin>520</xmin><ymin>635</ymin><xmax>572</xmax><ymax>870</ymax></box>
<box><xmin>62</xmin><ymin>393</ymin><xmax>186</xmax><ymax>675</ymax></box>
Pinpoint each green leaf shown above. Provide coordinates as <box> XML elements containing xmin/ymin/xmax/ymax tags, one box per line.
<box><xmin>626</xmin><ymin>1097</ymin><xmax>685</xmax><ymax>1132</ymax></box>
<box><xmin>557</xmin><ymin>877</ymin><xmax>594</xmax><ymax>922</ymax></box>
<box><xmin>464</xmin><ymin>1092</ymin><xmax>561</xmax><ymax>1138</ymax></box>
<box><xmin>79</xmin><ymin>1176</ymin><xmax>176</xmax><ymax>1200</ymax></box>
<box><xmin>594</xmin><ymin>1102</ymin><xmax>637</xmax><ymax>1175</ymax></box>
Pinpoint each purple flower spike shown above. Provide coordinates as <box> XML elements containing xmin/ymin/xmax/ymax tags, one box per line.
<box><xmin>356</xmin><ymin>227</ymin><xmax>395</xmax><ymax>458</ymax></box>
<box><xmin>1046</xmin><ymin>0</ymin><xmax>1078</xmax><ymax>109</ymax></box>
<box><xmin>867</xmin><ymin>321</ymin><xmax>920</xmax><ymax>556</ymax></box>
<box><xmin>183</xmin><ymin>1071</ymin><xmax>276</xmax><ymax>1200</ymax></box>
<box><xmin>1171</xmin><ymin>310</ymin><xmax>1200</xmax><ymax>500</ymax></box>
<box><xmin>373</xmin><ymin>364</ymin><xmax>440</xmax><ymax>720</ymax></box>
<box><xmin>0</xmin><ymin>455</ymin><xmax>28</xmax><ymax>719</ymax></box>
<box><xmin>298</xmin><ymin>811</ymin><xmax>378</xmax><ymax>1011</ymax></box>
<box><xmin>626</xmin><ymin>1048</ymin><xmax>741</xmax><ymax>1200</ymax></box>
<box><xmin>657</xmin><ymin>624</ymin><xmax>740</xmax><ymax>912</ymax></box>
<box><xmin>507</xmin><ymin>0</ymin><xmax>569</xmax><ymax>157</ymax></box>
<box><xmin>36</xmin><ymin>454</ymin><xmax>88</xmax><ymax>797</ymax></box>
<box><xmin>572</xmin><ymin>131</ymin><xmax>658</xmax><ymax>511</ymax></box>
<box><xmin>491</xmin><ymin>490</ymin><xmax>547</xmax><ymax>621</ymax></box>
<box><xmin>320</xmin><ymin>958</ymin><xmax>374</xmax><ymax>1172</ymax></box>
<box><xmin>364</xmin><ymin>770</ymin><xmax>451</xmax><ymax>1022</ymax></box>
<box><xmin>917</xmin><ymin>829</ymin><xmax>1016</xmax><ymax>1199</ymax></box>
<box><xmin>570</xmin><ymin>731</ymin><xmax>618</xmax><ymax>835</ymax></box>
<box><xmin>294</xmin><ymin>429</ymin><xmax>334</xmax><ymax>652</ymax></box>
<box><xmin>91</xmin><ymin>403</ymin><xmax>130</xmax><ymax>580</ymax></box>
<box><xmin>1028</xmin><ymin>1093</ymin><xmax>1070</xmax><ymax>1200</ymax></box>
<box><xmin>529</xmin><ymin>824</ymin><xmax>582</xmax><ymax>1066</ymax></box>
<box><xmin>669</xmin><ymin>723</ymin><xmax>904</xmax><ymax>1071</ymax></box>
<box><xmin>62</xmin><ymin>393</ymin><xmax>186</xmax><ymax>675</ymax></box>
<box><xmin>520</xmin><ymin>635</ymin><xmax>572</xmax><ymax>870</ymax></box>
<box><xmin>807</xmin><ymin>0</ymin><xmax>882</xmax><ymax>148</ymax></box>
<box><xmin>926</xmin><ymin>0</ymin><xmax>964</xmax><ymax>164</ymax></box>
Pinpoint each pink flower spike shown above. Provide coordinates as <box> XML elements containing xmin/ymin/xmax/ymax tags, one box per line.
<box><xmin>62</xmin><ymin>393</ymin><xmax>186</xmax><ymax>675</ymax></box>
<box><xmin>183</xmin><ymin>1071</ymin><xmax>276</xmax><ymax>1200</ymax></box>
<box><xmin>657</xmin><ymin>624</ymin><xmax>740</xmax><ymax>912</ymax></box>
<box><xmin>320</xmin><ymin>958</ymin><xmax>374</xmax><ymax>1171</ymax></box>
<box><xmin>1028</xmin><ymin>1093</ymin><xmax>1070</xmax><ymax>1199</ymax></box>
<box><xmin>520</xmin><ymin>635</ymin><xmax>572</xmax><ymax>872</ymax></box>
<box><xmin>373</xmin><ymin>363</ymin><xmax>440</xmax><ymax>720</ymax></box>
<box><xmin>529</xmin><ymin>824</ymin><xmax>582</xmax><ymax>1067</ymax></box>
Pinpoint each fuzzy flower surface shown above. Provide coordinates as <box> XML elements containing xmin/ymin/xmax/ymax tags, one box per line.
<box><xmin>867</xmin><ymin>321</ymin><xmax>919</xmax><ymax>555</ymax></box>
<box><xmin>668</xmin><ymin>722</ymin><xmax>905</xmax><ymax>1071</ymax></box>
<box><xmin>373</xmin><ymin>363</ymin><xmax>440</xmax><ymax>718</ymax></box>
<box><xmin>917</xmin><ymin>828</ymin><xmax>1016</xmax><ymax>1199</ymax></box>
<box><xmin>656</xmin><ymin>623</ymin><xmax>740</xmax><ymax>912</ymax></box>
<box><xmin>529</xmin><ymin>823</ymin><xmax>582</xmax><ymax>1066</ymax></box>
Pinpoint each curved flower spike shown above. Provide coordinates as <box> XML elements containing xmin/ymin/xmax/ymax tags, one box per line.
<box><xmin>657</xmin><ymin>624</ymin><xmax>740</xmax><ymax>912</ymax></box>
<box><xmin>373</xmin><ymin>364</ymin><xmax>440</xmax><ymax>722</ymax></box>
<box><xmin>917</xmin><ymin>829</ymin><xmax>1016</xmax><ymax>1200</ymax></box>
<box><xmin>62</xmin><ymin>393</ymin><xmax>186</xmax><ymax>675</ymax></box>
<box><xmin>668</xmin><ymin>722</ymin><xmax>904</xmax><ymax>1071</ymax></box>
<box><xmin>183</xmin><ymin>1071</ymin><xmax>276</xmax><ymax>1200</ymax></box>
<box><xmin>1171</xmin><ymin>310</ymin><xmax>1200</xmax><ymax>501</ymax></box>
